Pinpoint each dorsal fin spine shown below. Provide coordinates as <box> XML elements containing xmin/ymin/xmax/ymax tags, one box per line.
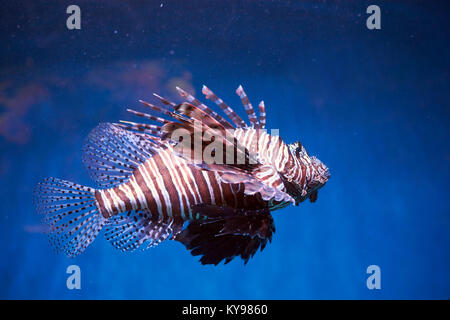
<box><xmin>236</xmin><ymin>85</ymin><xmax>259</xmax><ymax>128</ymax></box>
<box><xmin>201</xmin><ymin>85</ymin><xmax>247</xmax><ymax>128</ymax></box>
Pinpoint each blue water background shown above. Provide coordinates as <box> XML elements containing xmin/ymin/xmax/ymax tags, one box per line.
<box><xmin>0</xmin><ymin>1</ymin><xmax>449</xmax><ymax>299</ymax></box>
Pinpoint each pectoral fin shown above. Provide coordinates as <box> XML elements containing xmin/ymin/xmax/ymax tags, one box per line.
<box><xmin>175</xmin><ymin>205</ymin><xmax>275</xmax><ymax>265</ymax></box>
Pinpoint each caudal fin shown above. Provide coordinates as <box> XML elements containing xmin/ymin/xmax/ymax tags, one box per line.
<box><xmin>33</xmin><ymin>177</ymin><xmax>106</xmax><ymax>257</ymax></box>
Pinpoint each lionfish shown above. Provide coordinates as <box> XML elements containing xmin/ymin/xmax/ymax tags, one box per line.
<box><xmin>34</xmin><ymin>85</ymin><xmax>330</xmax><ymax>265</ymax></box>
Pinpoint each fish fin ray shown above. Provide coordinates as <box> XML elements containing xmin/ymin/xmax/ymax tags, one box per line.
<box><xmin>202</xmin><ymin>85</ymin><xmax>247</xmax><ymax>128</ymax></box>
<box><xmin>175</xmin><ymin>206</ymin><xmax>275</xmax><ymax>265</ymax></box>
<box><xmin>115</xmin><ymin>120</ymin><xmax>162</xmax><ymax>136</ymax></box>
<box><xmin>33</xmin><ymin>177</ymin><xmax>106</xmax><ymax>257</ymax></box>
<box><xmin>236</xmin><ymin>85</ymin><xmax>259</xmax><ymax>128</ymax></box>
<box><xmin>258</xmin><ymin>101</ymin><xmax>266</xmax><ymax>129</ymax></box>
<box><xmin>104</xmin><ymin>210</ymin><xmax>184</xmax><ymax>251</ymax></box>
<box><xmin>82</xmin><ymin>123</ymin><xmax>162</xmax><ymax>188</ymax></box>
<box><xmin>126</xmin><ymin>108</ymin><xmax>169</xmax><ymax>125</ymax></box>
<box><xmin>175</xmin><ymin>86</ymin><xmax>234</xmax><ymax>129</ymax></box>
<box><xmin>159</xmin><ymin>106</ymin><xmax>260</xmax><ymax>173</ymax></box>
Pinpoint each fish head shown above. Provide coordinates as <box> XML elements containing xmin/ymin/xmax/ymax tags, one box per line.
<box><xmin>305</xmin><ymin>156</ymin><xmax>330</xmax><ymax>202</ymax></box>
<box><xmin>286</xmin><ymin>141</ymin><xmax>330</xmax><ymax>204</ymax></box>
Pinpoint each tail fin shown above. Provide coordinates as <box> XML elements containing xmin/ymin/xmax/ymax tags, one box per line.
<box><xmin>33</xmin><ymin>177</ymin><xmax>106</xmax><ymax>257</ymax></box>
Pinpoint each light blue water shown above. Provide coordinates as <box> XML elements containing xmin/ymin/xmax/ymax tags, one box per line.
<box><xmin>0</xmin><ymin>1</ymin><xmax>449</xmax><ymax>299</ymax></box>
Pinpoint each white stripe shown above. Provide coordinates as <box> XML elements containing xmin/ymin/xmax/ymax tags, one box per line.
<box><xmin>202</xmin><ymin>171</ymin><xmax>215</xmax><ymax>205</ymax></box>
<box><xmin>182</xmin><ymin>160</ymin><xmax>203</xmax><ymax>203</ymax></box>
<box><xmin>259</xmin><ymin>132</ymin><xmax>270</xmax><ymax>160</ymax></box>
<box><xmin>109</xmin><ymin>189</ymin><xmax>125</xmax><ymax>212</ymax></box>
<box><xmin>241</xmin><ymin>129</ymin><xmax>252</xmax><ymax>148</ymax></box>
<box><xmin>119</xmin><ymin>184</ymin><xmax>138</xmax><ymax>210</ymax></box>
<box><xmin>159</xmin><ymin>149</ymin><xmax>187</xmax><ymax>219</ymax></box>
<box><xmin>257</xmin><ymin>167</ymin><xmax>274</xmax><ymax>179</ymax></box>
<box><xmin>267</xmin><ymin>135</ymin><xmax>280</xmax><ymax>163</ymax></box>
<box><xmin>171</xmin><ymin>154</ymin><xmax>198</xmax><ymax>219</ymax></box>
<box><xmin>171</xmin><ymin>152</ymin><xmax>199</xmax><ymax>203</ymax></box>
<box><xmin>234</xmin><ymin>128</ymin><xmax>244</xmax><ymax>141</ymax></box>
<box><xmin>100</xmin><ymin>190</ymin><xmax>113</xmax><ymax>215</ymax></box>
<box><xmin>246</xmin><ymin>129</ymin><xmax>257</xmax><ymax>152</ymax></box>
<box><xmin>274</xmin><ymin>142</ymin><xmax>286</xmax><ymax>171</ymax></box>
<box><xmin>147</xmin><ymin>158</ymin><xmax>173</xmax><ymax>217</ymax></box>
<box><xmin>230</xmin><ymin>181</ymin><xmax>238</xmax><ymax>206</ymax></box>
<box><xmin>266</xmin><ymin>173</ymin><xmax>279</xmax><ymax>186</ymax></box>
<box><xmin>276</xmin><ymin>144</ymin><xmax>290</xmax><ymax>171</ymax></box>
<box><xmin>214</xmin><ymin>172</ymin><xmax>225</xmax><ymax>206</ymax></box>
<box><xmin>107</xmin><ymin>190</ymin><xmax>119</xmax><ymax>213</ymax></box>
<box><xmin>139</xmin><ymin>164</ymin><xmax>163</xmax><ymax>219</ymax></box>
<box><xmin>129</xmin><ymin>176</ymin><xmax>147</xmax><ymax>209</ymax></box>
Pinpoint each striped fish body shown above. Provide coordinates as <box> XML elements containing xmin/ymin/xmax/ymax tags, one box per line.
<box><xmin>95</xmin><ymin>147</ymin><xmax>267</xmax><ymax>221</ymax></box>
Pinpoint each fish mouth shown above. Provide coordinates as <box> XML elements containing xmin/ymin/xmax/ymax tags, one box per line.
<box><xmin>319</xmin><ymin>167</ymin><xmax>330</xmax><ymax>184</ymax></box>
<box><xmin>311</xmin><ymin>156</ymin><xmax>330</xmax><ymax>184</ymax></box>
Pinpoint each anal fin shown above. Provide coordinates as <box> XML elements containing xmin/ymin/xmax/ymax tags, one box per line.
<box><xmin>104</xmin><ymin>210</ymin><xmax>184</xmax><ymax>252</ymax></box>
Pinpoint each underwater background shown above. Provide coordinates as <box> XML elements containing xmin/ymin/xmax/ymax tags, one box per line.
<box><xmin>0</xmin><ymin>0</ymin><xmax>449</xmax><ymax>299</ymax></box>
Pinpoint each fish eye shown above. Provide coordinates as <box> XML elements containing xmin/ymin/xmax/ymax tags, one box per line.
<box><xmin>295</xmin><ymin>141</ymin><xmax>302</xmax><ymax>157</ymax></box>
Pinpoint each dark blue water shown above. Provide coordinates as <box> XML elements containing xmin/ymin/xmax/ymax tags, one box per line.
<box><xmin>1</xmin><ymin>1</ymin><xmax>449</xmax><ymax>299</ymax></box>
